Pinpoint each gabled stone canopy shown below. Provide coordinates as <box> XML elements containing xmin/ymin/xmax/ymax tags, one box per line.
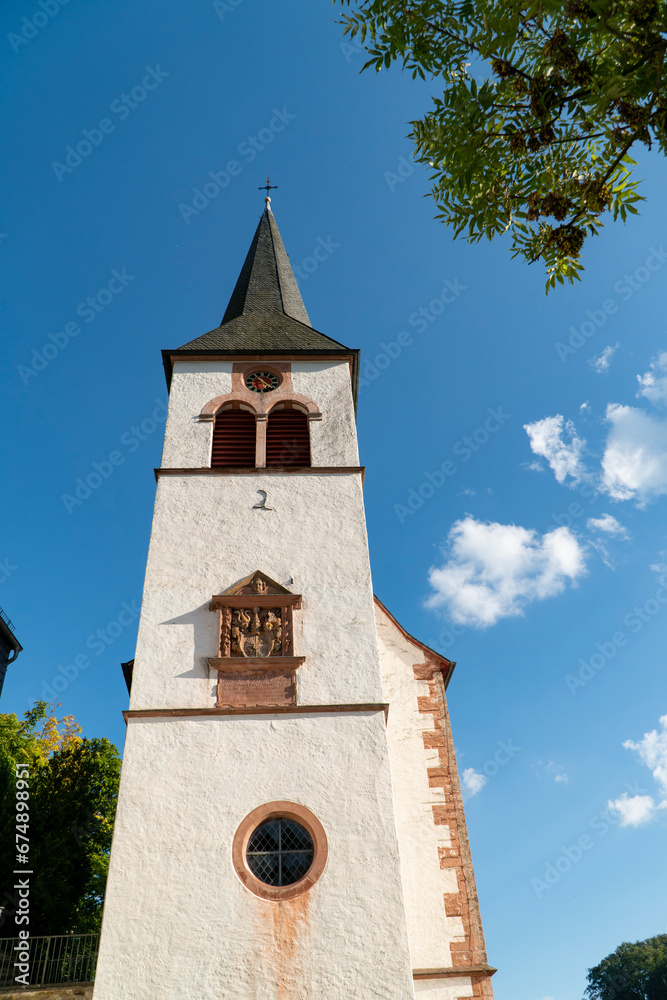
<box><xmin>220</xmin><ymin>570</ymin><xmax>294</xmax><ymax>597</ymax></box>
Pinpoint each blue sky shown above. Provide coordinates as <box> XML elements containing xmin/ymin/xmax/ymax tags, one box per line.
<box><xmin>2</xmin><ymin>0</ymin><xmax>667</xmax><ymax>996</ymax></box>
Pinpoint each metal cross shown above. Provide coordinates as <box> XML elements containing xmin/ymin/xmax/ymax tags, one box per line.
<box><xmin>258</xmin><ymin>175</ymin><xmax>278</xmax><ymax>196</ymax></box>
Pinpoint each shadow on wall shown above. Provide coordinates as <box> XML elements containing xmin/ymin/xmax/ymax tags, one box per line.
<box><xmin>160</xmin><ymin>602</ymin><xmax>218</xmax><ymax>680</ymax></box>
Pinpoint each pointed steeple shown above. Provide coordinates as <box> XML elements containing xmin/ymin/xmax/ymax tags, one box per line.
<box><xmin>174</xmin><ymin>204</ymin><xmax>351</xmax><ymax>356</ymax></box>
<box><xmin>221</xmin><ymin>205</ymin><xmax>311</xmax><ymax>326</ymax></box>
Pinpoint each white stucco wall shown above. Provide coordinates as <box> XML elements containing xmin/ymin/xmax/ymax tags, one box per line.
<box><xmin>375</xmin><ymin>606</ymin><xmax>468</xmax><ymax>972</ymax></box>
<box><xmin>414</xmin><ymin>980</ymin><xmax>474</xmax><ymax>999</ymax></box>
<box><xmin>129</xmin><ymin>472</ymin><xmax>381</xmax><ymax>709</ymax></box>
<box><xmin>161</xmin><ymin>360</ymin><xmax>358</xmax><ymax>469</ymax></box>
<box><xmin>97</xmin><ymin>355</ymin><xmax>451</xmax><ymax>999</ymax></box>
<box><xmin>292</xmin><ymin>362</ymin><xmax>359</xmax><ymax>467</ymax></box>
<box><xmin>161</xmin><ymin>363</ymin><xmax>230</xmax><ymax>468</ymax></box>
<box><xmin>93</xmin><ymin>712</ymin><xmax>415</xmax><ymax>1000</ymax></box>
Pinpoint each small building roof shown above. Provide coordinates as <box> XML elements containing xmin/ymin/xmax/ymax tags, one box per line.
<box><xmin>374</xmin><ymin>596</ymin><xmax>455</xmax><ymax>689</ymax></box>
<box><xmin>0</xmin><ymin>605</ymin><xmax>22</xmax><ymax>701</ymax></box>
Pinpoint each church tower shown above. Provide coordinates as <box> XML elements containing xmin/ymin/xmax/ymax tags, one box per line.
<box><xmin>93</xmin><ymin>200</ymin><xmax>495</xmax><ymax>1000</ymax></box>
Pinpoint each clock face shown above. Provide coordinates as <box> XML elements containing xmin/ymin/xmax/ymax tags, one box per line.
<box><xmin>245</xmin><ymin>371</ymin><xmax>280</xmax><ymax>393</ymax></box>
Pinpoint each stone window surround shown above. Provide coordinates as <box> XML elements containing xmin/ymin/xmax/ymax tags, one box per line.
<box><xmin>232</xmin><ymin>800</ymin><xmax>328</xmax><ymax>901</ymax></box>
<box><xmin>199</xmin><ymin>363</ymin><xmax>322</xmax><ymax>469</ymax></box>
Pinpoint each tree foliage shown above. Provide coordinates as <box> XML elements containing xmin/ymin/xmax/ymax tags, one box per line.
<box><xmin>585</xmin><ymin>934</ymin><xmax>667</xmax><ymax>1000</ymax></box>
<box><xmin>0</xmin><ymin>701</ymin><xmax>121</xmax><ymax>936</ymax></box>
<box><xmin>336</xmin><ymin>0</ymin><xmax>667</xmax><ymax>289</ymax></box>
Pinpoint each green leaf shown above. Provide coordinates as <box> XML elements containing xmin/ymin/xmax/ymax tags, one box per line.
<box><xmin>333</xmin><ymin>0</ymin><xmax>661</xmax><ymax>291</ymax></box>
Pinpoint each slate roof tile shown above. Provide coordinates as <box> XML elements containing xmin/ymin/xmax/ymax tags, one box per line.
<box><xmin>176</xmin><ymin>206</ymin><xmax>351</xmax><ymax>354</ymax></box>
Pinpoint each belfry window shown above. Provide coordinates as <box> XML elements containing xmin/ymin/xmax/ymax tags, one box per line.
<box><xmin>266</xmin><ymin>408</ymin><xmax>310</xmax><ymax>467</ymax></box>
<box><xmin>211</xmin><ymin>408</ymin><xmax>256</xmax><ymax>467</ymax></box>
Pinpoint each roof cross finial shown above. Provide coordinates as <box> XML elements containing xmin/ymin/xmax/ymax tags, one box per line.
<box><xmin>258</xmin><ymin>174</ymin><xmax>278</xmax><ymax>207</ymax></box>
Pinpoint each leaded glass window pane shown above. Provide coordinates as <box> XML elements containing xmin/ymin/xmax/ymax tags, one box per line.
<box><xmin>246</xmin><ymin>818</ymin><xmax>314</xmax><ymax>886</ymax></box>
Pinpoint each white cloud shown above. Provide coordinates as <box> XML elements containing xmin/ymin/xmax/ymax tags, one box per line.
<box><xmin>526</xmin><ymin>352</ymin><xmax>667</xmax><ymax>507</ymax></box>
<box><xmin>588</xmin><ymin>538</ymin><xmax>615</xmax><ymax>569</ymax></box>
<box><xmin>586</xmin><ymin>516</ymin><xmax>629</xmax><ymax>569</ymax></box>
<box><xmin>637</xmin><ymin>352</ymin><xmax>667</xmax><ymax>405</ymax></box>
<box><xmin>609</xmin><ymin>716</ymin><xmax>667</xmax><ymax>827</ymax></box>
<box><xmin>534</xmin><ymin>759</ymin><xmax>568</xmax><ymax>783</ymax></box>
<box><xmin>524</xmin><ymin>415</ymin><xmax>587</xmax><ymax>485</ymax></box>
<box><xmin>601</xmin><ymin>403</ymin><xmax>667</xmax><ymax>503</ymax></box>
<box><xmin>589</xmin><ymin>343</ymin><xmax>620</xmax><ymax>374</ymax></box>
<box><xmin>623</xmin><ymin>714</ymin><xmax>667</xmax><ymax>799</ymax></box>
<box><xmin>462</xmin><ymin>768</ymin><xmax>487</xmax><ymax>797</ymax></box>
<box><xmin>607</xmin><ymin>792</ymin><xmax>655</xmax><ymax>827</ymax></box>
<box><xmin>586</xmin><ymin>514</ymin><xmax>628</xmax><ymax>537</ymax></box>
<box><xmin>650</xmin><ymin>559</ymin><xmax>667</xmax><ymax>580</ymax></box>
<box><xmin>426</xmin><ymin>517</ymin><xmax>587</xmax><ymax>627</ymax></box>
<box><xmin>521</xmin><ymin>460</ymin><xmax>544</xmax><ymax>473</ymax></box>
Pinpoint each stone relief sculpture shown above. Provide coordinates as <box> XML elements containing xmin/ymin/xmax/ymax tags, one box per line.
<box><xmin>208</xmin><ymin>571</ymin><xmax>303</xmax><ymax>708</ymax></box>
<box><xmin>230</xmin><ymin>607</ymin><xmax>282</xmax><ymax>658</ymax></box>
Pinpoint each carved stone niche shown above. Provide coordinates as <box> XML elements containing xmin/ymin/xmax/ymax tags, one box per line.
<box><xmin>208</xmin><ymin>571</ymin><xmax>304</xmax><ymax>709</ymax></box>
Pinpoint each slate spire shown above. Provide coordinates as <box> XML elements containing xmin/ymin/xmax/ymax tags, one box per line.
<box><xmin>173</xmin><ymin>202</ymin><xmax>352</xmax><ymax>355</ymax></box>
<box><xmin>221</xmin><ymin>203</ymin><xmax>311</xmax><ymax>326</ymax></box>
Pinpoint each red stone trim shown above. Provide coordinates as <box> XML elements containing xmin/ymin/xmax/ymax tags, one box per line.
<box><xmin>255</xmin><ymin>412</ymin><xmax>266</xmax><ymax>467</ymax></box>
<box><xmin>215</xmin><ymin>669</ymin><xmax>296</xmax><ymax>709</ymax></box>
<box><xmin>199</xmin><ymin>395</ymin><xmax>260</xmax><ymax>416</ymax></box>
<box><xmin>164</xmin><ymin>352</ymin><xmax>360</xmax><ymax>409</ymax></box>
<box><xmin>210</xmin><ymin>595</ymin><xmax>302</xmax><ymax>609</ymax></box>
<box><xmin>413</xmin><ymin>966</ymin><xmax>497</xmax><ymax>979</ymax></box>
<box><xmin>374</xmin><ymin>596</ymin><xmax>455</xmax><ymax>688</ymax></box>
<box><xmin>123</xmin><ymin>704</ymin><xmax>389</xmax><ymax>722</ymax></box>
<box><xmin>414</xmin><ymin>660</ymin><xmax>494</xmax><ymax>1000</ymax></box>
<box><xmin>199</xmin><ymin>363</ymin><xmax>323</xmax><ymax>468</ymax></box>
<box><xmin>232</xmin><ymin>801</ymin><xmax>328</xmax><ymax>901</ymax></box>
<box><xmin>465</xmin><ymin>973</ymin><xmax>495</xmax><ymax>999</ymax></box>
<box><xmin>154</xmin><ymin>466</ymin><xmax>365</xmax><ymax>481</ymax></box>
<box><xmin>209</xmin><ymin>650</ymin><xmax>305</xmax><ymax>708</ymax></box>
<box><xmin>199</xmin><ymin>363</ymin><xmax>322</xmax><ymax>420</ymax></box>
<box><xmin>209</xmin><ymin>656</ymin><xmax>305</xmax><ymax>672</ymax></box>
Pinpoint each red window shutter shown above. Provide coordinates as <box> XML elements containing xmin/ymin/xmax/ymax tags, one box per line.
<box><xmin>266</xmin><ymin>411</ymin><xmax>310</xmax><ymax>467</ymax></box>
<box><xmin>211</xmin><ymin>411</ymin><xmax>256</xmax><ymax>467</ymax></box>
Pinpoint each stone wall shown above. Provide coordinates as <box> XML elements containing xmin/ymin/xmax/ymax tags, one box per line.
<box><xmin>375</xmin><ymin>599</ymin><xmax>496</xmax><ymax>1000</ymax></box>
<box><xmin>0</xmin><ymin>985</ymin><xmax>93</xmax><ymax>1000</ymax></box>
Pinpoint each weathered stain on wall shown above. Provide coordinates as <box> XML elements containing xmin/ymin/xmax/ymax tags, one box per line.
<box><xmin>247</xmin><ymin>882</ymin><xmax>313</xmax><ymax>999</ymax></box>
<box><xmin>273</xmin><ymin>895</ymin><xmax>310</xmax><ymax>1000</ymax></box>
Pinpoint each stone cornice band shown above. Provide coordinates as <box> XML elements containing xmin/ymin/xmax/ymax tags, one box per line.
<box><xmin>412</xmin><ymin>966</ymin><xmax>497</xmax><ymax>980</ymax></box>
<box><xmin>123</xmin><ymin>704</ymin><xmax>389</xmax><ymax>723</ymax></box>
<box><xmin>154</xmin><ymin>466</ymin><xmax>365</xmax><ymax>481</ymax></box>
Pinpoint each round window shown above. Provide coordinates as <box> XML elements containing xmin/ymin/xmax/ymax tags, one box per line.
<box><xmin>233</xmin><ymin>801</ymin><xmax>328</xmax><ymax>900</ymax></box>
<box><xmin>246</xmin><ymin>818</ymin><xmax>314</xmax><ymax>886</ymax></box>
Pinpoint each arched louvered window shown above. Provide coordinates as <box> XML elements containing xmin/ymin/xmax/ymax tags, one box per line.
<box><xmin>266</xmin><ymin>409</ymin><xmax>310</xmax><ymax>467</ymax></box>
<box><xmin>211</xmin><ymin>409</ymin><xmax>256</xmax><ymax>467</ymax></box>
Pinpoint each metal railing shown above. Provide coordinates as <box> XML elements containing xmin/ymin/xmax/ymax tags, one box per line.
<box><xmin>0</xmin><ymin>934</ymin><xmax>99</xmax><ymax>988</ymax></box>
<box><xmin>0</xmin><ymin>605</ymin><xmax>16</xmax><ymax>636</ymax></box>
